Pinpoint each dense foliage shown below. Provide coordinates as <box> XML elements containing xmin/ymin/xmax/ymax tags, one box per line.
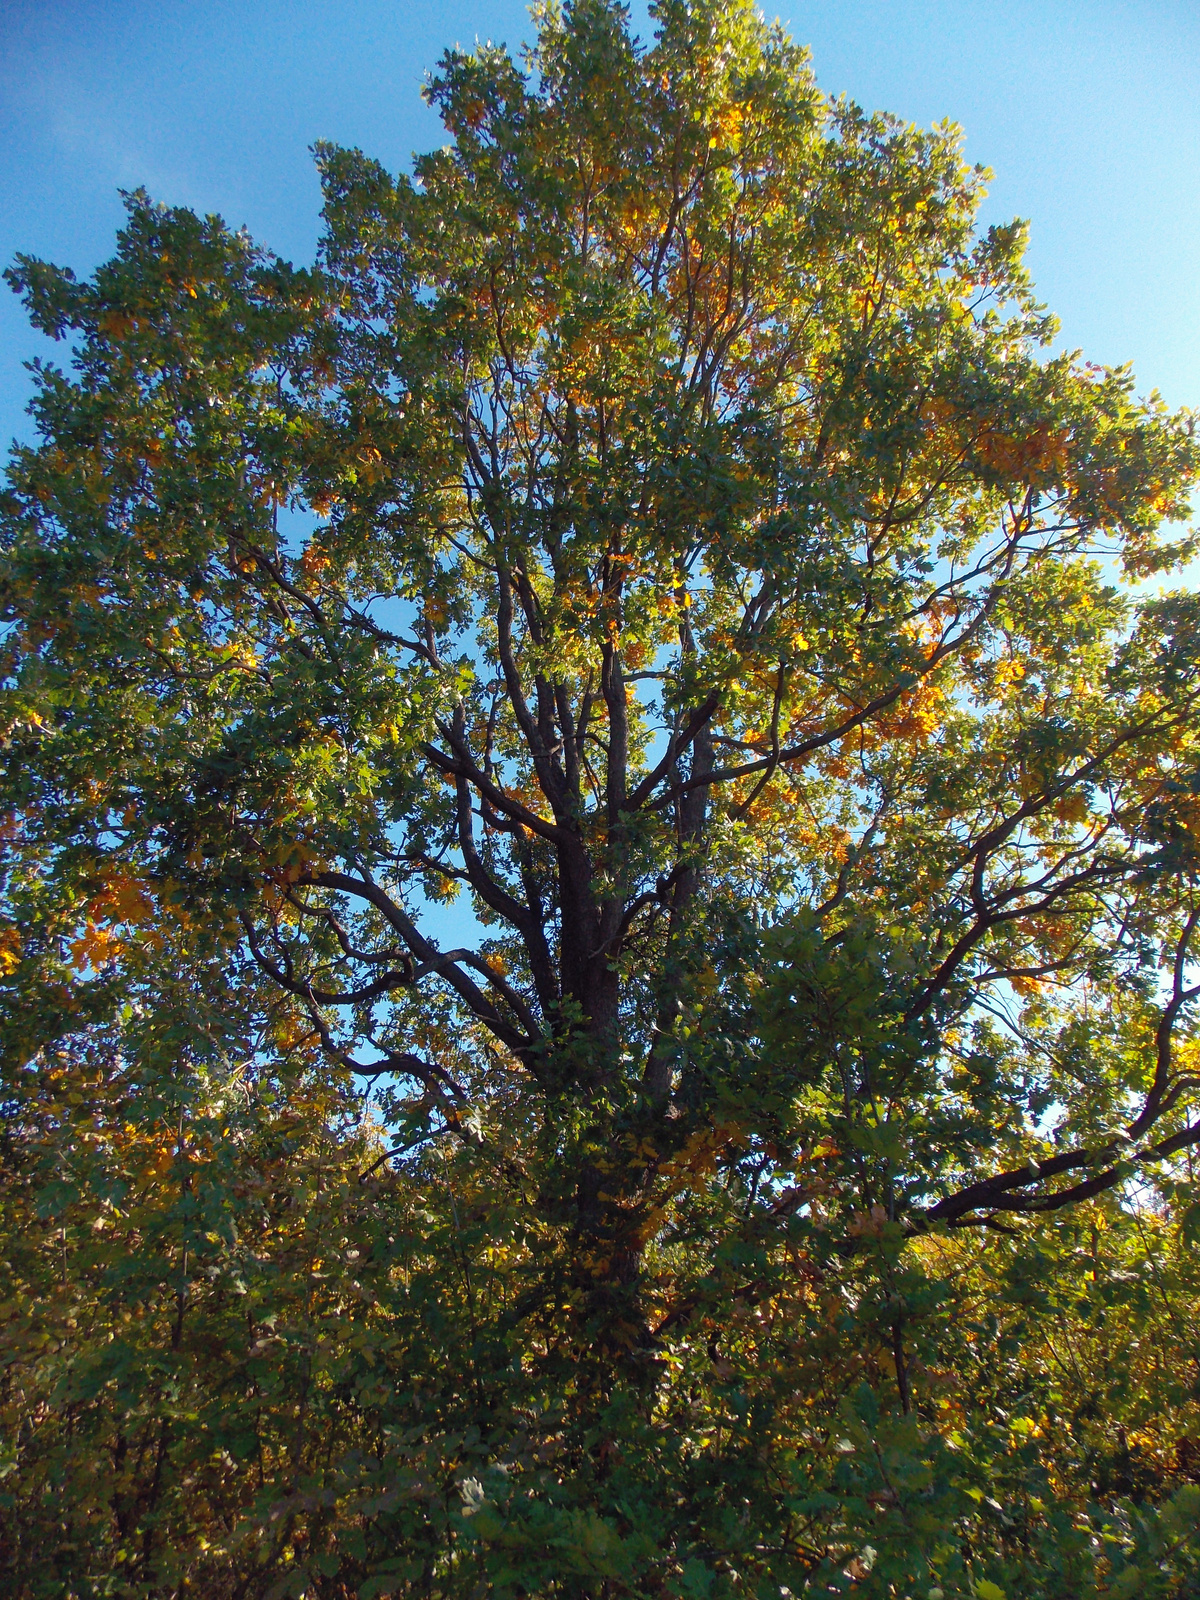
<box><xmin>2</xmin><ymin>2</ymin><xmax>1200</xmax><ymax>1594</ymax></box>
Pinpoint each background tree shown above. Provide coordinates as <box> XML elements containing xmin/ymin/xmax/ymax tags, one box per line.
<box><xmin>3</xmin><ymin>1</ymin><xmax>1200</xmax><ymax>1594</ymax></box>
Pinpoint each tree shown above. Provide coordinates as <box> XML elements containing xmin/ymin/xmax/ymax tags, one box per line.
<box><xmin>3</xmin><ymin>1</ymin><xmax>1200</xmax><ymax>1594</ymax></box>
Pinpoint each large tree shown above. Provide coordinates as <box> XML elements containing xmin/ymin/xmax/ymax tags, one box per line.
<box><xmin>4</xmin><ymin>2</ymin><xmax>1200</xmax><ymax>1594</ymax></box>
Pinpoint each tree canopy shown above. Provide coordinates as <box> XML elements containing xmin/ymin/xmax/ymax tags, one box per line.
<box><xmin>3</xmin><ymin>2</ymin><xmax>1200</xmax><ymax>1596</ymax></box>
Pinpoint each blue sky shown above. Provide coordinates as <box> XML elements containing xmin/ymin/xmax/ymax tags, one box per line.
<box><xmin>1</xmin><ymin>0</ymin><xmax>1197</xmax><ymax>451</ymax></box>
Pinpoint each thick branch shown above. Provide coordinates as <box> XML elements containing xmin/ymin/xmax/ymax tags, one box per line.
<box><xmin>927</xmin><ymin>1118</ymin><xmax>1200</xmax><ymax>1227</ymax></box>
<box><xmin>301</xmin><ymin>870</ymin><xmax>533</xmax><ymax>1053</ymax></box>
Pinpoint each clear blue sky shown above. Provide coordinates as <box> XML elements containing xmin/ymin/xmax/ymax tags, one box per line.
<box><xmin>1</xmin><ymin>0</ymin><xmax>1197</xmax><ymax>452</ymax></box>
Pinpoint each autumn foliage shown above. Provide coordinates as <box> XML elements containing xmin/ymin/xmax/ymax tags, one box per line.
<box><xmin>3</xmin><ymin>2</ymin><xmax>1200</xmax><ymax>1595</ymax></box>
